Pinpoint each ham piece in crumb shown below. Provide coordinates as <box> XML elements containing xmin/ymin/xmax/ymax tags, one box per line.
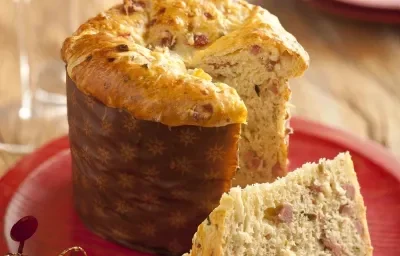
<box><xmin>244</xmin><ymin>150</ymin><xmax>264</xmax><ymax>171</ymax></box>
<box><xmin>322</xmin><ymin>237</ymin><xmax>342</xmax><ymax>256</ymax></box>
<box><xmin>277</xmin><ymin>203</ymin><xmax>293</xmax><ymax>223</ymax></box>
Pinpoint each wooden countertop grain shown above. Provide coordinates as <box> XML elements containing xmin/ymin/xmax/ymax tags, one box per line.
<box><xmin>1</xmin><ymin>0</ymin><xmax>400</xmax><ymax>176</ymax></box>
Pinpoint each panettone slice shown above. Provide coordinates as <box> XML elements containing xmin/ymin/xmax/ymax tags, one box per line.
<box><xmin>184</xmin><ymin>153</ymin><xmax>373</xmax><ymax>256</ymax></box>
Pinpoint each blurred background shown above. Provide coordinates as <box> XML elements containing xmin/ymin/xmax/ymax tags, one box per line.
<box><xmin>0</xmin><ymin>0</ymin><xmax>399</xmax><ymax>175</ymax></box>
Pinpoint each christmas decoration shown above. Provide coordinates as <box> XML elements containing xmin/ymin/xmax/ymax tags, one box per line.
<box><xmin>4</xmin><ymin>216</ymin><xmax>87</xmax><ymax>256</ymax></box>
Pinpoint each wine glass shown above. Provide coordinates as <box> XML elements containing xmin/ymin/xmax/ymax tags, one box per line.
<box><xmin>0</xmin><ymin>0</ymin><xmax>118</xmax><ymax>157</ymax></box>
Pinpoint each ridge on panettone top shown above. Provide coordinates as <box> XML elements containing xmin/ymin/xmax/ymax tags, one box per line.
<box><xmin>61</xmin><ymin>0</ymin><xmax>308</xmax><ymax>128</ymax></box>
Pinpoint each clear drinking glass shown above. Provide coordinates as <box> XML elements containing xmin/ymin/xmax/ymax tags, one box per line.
<box><xmin>0</xmin><ymin>0</ymin><xmax>119</xmax><ymax>155</ymax></box>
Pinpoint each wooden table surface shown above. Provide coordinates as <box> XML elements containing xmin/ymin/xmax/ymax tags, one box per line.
<box><xmin>1</xmin><ymin>0</ymin><xmax>400</xmax><ymax>176</ymax></box>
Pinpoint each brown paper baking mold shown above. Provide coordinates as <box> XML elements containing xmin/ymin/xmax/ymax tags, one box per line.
<box><xmin>66</xmin><ymin>75</ymin><xmax>241</xmax><ymax>255</ymax></box>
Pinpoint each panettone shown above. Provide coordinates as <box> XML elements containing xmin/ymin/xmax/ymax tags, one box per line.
<box><xmin>61</xmin><ymin>0</ymin><xmax>308</xmax><ymax>254</ymax></box>
<box><xmin>184</xmin><ymin>153</ymin><xmax>373</xmax><ymax>256</ymax></box>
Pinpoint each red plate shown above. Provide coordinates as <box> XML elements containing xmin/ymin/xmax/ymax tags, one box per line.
<box><xmin>304</xmin><ymin>0</ymin><xmax>400</xmax><ymax>24</ymax></box>
<box><xmin>1</xmin><ymin>117</ymin><xmax>400</xmax><ymax>255</ymax></box>
<box><xmin>335</xmin><ymin>0</ymin><xmax>400</xmax><ymax>9</ymax></box>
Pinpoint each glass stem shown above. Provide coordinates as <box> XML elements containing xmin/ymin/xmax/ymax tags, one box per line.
<box><xmin>69</xmin><ymin>0</ymin><xmax>79</xmax><ymax>34</ymax></box>
<box><xmin>14</xmin><ymin>0</ymin><xmax>32</xmax><ymax>120</ymax></box>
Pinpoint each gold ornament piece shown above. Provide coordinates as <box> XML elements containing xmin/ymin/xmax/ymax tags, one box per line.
<box><xmin>58</xmin><ymin>246</ymin><xmax>88</xmax><ymax>256</ymax></box>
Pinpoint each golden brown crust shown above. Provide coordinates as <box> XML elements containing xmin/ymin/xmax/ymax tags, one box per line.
<box><xmin>66</xmin><ymin>34</ymin><xmax>247</xmax><ymax>127</ymax></box>
<box><xmin>191</xmin><ymin>6</ymin><xmax>309</xmax><ymax>78</ymax></box>
<box><xmin>62</xmin><ymin>0</ymin><xmax>308</xmax><ymax>127</ymax></box>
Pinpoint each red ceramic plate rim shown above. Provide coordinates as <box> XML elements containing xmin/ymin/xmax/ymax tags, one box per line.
<box><xmin>292</xmin><ymin>117</ymin><xmax>400</xmax><ymax>182</ymax></box>
<box><xmin>335</xmin><ymin>0</ymin><xmax>400</xmax><ymax>9</ymax></box>
<box><xmin>1</xmin><ymin>117</ymin><xmax>400</xmax><ymax>251</ymax></box>
<box><xmin>0</xmin><ymin>137</ymin><xmax>70</xmax><ymax>251</ymax></box>
<box><xmin>305</xmin><ymin>0</ymin><xmax>400</xmax><ymax>24</ymax></box>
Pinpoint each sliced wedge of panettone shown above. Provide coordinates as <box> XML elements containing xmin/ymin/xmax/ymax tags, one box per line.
<box><xmin>185</xmin><ymin>153</ymin><xmax>373</xmax><ymax>256</ymax></box>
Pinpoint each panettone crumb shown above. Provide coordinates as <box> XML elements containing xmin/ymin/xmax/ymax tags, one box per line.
<box><xmin>195</xmin><ymin>45</ymin><xmax>292</xmax><ymax>186</ymax></box>
<box><xmin>185</xmin><ymin>153</ymin><xmax>373</xmax><ymax>256</ymax></box>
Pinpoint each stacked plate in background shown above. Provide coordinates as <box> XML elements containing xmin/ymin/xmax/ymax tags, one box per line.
<box><xmin>304</xmin><ymin>0</ymin><xmax>400</xmax><ymax>24</ymax></box>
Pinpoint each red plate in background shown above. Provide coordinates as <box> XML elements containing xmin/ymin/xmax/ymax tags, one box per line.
<box><xmin>1</xmin><ymin>117</ymin><xmax>400</xmax><ymax>255</ymax></box>
<box><xmin>305</xmin><ymin>0</ymin><xmax>400</xmax><ymax>24</ymax></box>
<box><xmin>336</xmin><ymin>0</ymin><xmax>400</xmax><ymax>9</ymax></box>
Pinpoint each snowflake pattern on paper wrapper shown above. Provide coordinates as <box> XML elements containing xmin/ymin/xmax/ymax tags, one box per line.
<box><xmin>140</xmin><ymin>222</ymin><xmax>156</xmax><ymax>237</ymax></box>
<box><xmin>170</xmin><ymin>157</ymin><xmax>193</xmax><ymax>175</ymax></box>
<box><xmin>95</xmin><ymin>176</ymin><xmax>107</xmax><ymax>191</ymax></box>
<box><xmin>168</xmin><ymin>239</ymin><xmax>183</xmax><ymax>254</ymax></box>
<box><xmin>178</xmin><ymin>128</ymin><xmax>198</xmax><ymax>146</ymax></box>
<box><xmin>171</xmin><ymin>189</ymin><xmax>190</xmax><ymax>200</ymax></box>
<box><xmin>169</xmin><ymin>211</ymin><xmax>187</xmax><ymax>229</ymax></box>
<box><xmin>98</xmin><ymin>147</ymin><xmax>111</xmax><ymax>165</ymax></box>
<box><xmin>83</xmin><ymin>119</ymin><xmax>92</xmax><ymax>136</ymax></box>
<box><xmin>118</xmin><ymin>173</ymin><xmax>135</xmax><ymax>189</ymax></box>
<box><xmin>204</xmin><ymin>169</ymin><xmax>220</xmax><ymax>180</ymax></box>
<box><xmin>115</xmin><ymin>200</ymin><xmax>130</xmax><ymax>214</ymax></box>
<box><xmin>146</xmin><ymin>138</ymin><xmax>166</xmax><ymax>156</ymax></box>
<box><xmin>120</xmin><ymin>143</ymin><xmax>137</xmax><ymax>162</ymax></box>
<box><xmin>101</xmin><ymin>118</ymin><xmax>112</xmax><ymax>136</ymax></box>
<box><xmin>123</xmin><ymin>116</ymin><xmax>138</xmax><ymax>132</ymax></box>
<box><xmin>206</xmin><ymin>144</ymin><xmax>225</xmax><ymax>162</ymax></box>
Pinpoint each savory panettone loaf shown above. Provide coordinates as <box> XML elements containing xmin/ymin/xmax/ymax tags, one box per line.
<box><xmin>61</xmin><ymin>0</ymin><xmax>308</xmax><ymax>254</ymax></box>
<box><xmin>62</xmin><ymin>0</ymin><xmax>309</xmax><ymax>188</ymax></box>
<box><xmin>185</xmin><ymin>153</ymin><xmax>373</xmax><ymax>256</ymax></box>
